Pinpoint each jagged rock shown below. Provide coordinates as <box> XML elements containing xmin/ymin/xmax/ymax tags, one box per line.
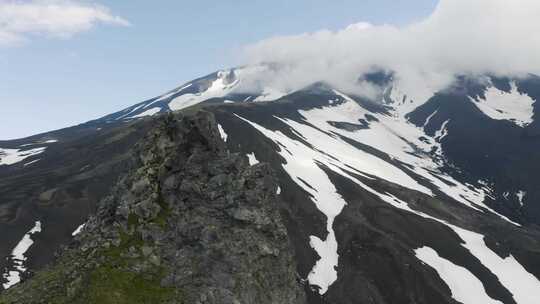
<box><xmin>0</xmin><ymin>111</ymin><xmax>305</xmax><ymax>304</ymax></box>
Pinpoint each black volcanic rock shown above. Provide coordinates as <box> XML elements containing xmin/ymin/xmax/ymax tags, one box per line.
<box><xmin>0</xmin><ymin>112</ymin><xmax>305</xmax><ymax>304</ymax></box>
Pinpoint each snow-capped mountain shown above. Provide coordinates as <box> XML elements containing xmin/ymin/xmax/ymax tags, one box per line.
<box><xmin>95</xmin><ymin>65</ymin><xmax>287</xmax><ymax>122</ymax></box>
<box><xmin>1</xmin><ymin>67</ymin><xmax>540</xmax><ymax>304</ymax></box>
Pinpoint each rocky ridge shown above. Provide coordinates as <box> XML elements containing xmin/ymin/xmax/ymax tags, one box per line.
<box><xmin>0</xmin><ymin>111</ymin><xmax>305</xmax><ymax>304</ymax></box>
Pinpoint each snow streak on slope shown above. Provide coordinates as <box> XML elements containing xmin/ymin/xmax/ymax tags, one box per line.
<box><xmin>415</xmin><ymin>246</ymin><xmax>502</xmax><ymax>304</ymax></box>
<box><xmin>303</xmin><ymin>90</ymin><xmax>517</xmax><ymax>224</ymax></box>
<box><xmin>116</xmin><ymin>103</ymin><xmax>148</xmax><ymax>120</ymax></box>
<box><xmin>105</xmin><ymin>65</ymin><xmax>296</xmax><ymax>122</ymax></box>
<box><xmin>360</xmin><ymin>183</ymin><xmax>540</xmax><ymax>304</ymax></box>
<box><xmin>235</xmin><ymin>115</ymin><xmax>347</xmax><ymax>294</ymax></box>
<box><xmin>113</xmin><ymin>84</ymin><xmax>194</xmax><ymax>120</ymax></box>
<box><xmin>167</xmin><ymin>66</ymin><xmax>277</xmax><ymax>111</ymax></box>
<box><xmin>151</xmin><ymin>83</ymin><xmax>193</xmax><ymax>105</ymax></box>
<box><xmin>449</xmin><ymin>225</ymin><xmax>540</xmax><ymax>304</ymax></box>
<box><xmin>131</xmin><ymin>107</ymin><xmax>161</xmax><ymax>118</ymax></box>
<box><xmin>469</xmin><ymin>82</ymin><xmax>535</xmax><ymax>127</ymax></box>
<box><xmin>235</xmin><ymin>111</ymin><xmax>522</xmax><ymax>297</ymax></box>
<box><xmin>2</xmin><ymin>221</ymin><xmax>42</xmax><ymax>289</ymax></box>
<box><xmin>233</xmin><ymin>86</ymin><xmax>531</xmax><ymax>296</ymax></box>
<box><xmin>423</xmin><ymin>109</ymin><xmax>439</xmax><ymax>128</ymax></box>
<box><xmin>19</xmin><ymin>140</ymin><xmax>58</xmax><ymax>147</ymax></box>
<box><xmin>169</xmin><ymin>70</ymin><xmax>239</xmax><ymax>111</ymax></box>
<box><xmin>236</xmin><ymin>111</ymin><xmax>437</xmax><ymax>294</ymax></box>
<box><xmin>434</xmin><ymin>119</ymin><xmax>450</xmax><ymax>142</ymax></box>
<box><xmin>387</xmin><ymin>81</ymin><xmax>435</xmax><ymax>116</ymax></box>
<box><xmin>217</xmin><ymin>124</ymin><xmax>228</xmax><ymax>142</ymax></box>
<box><xmin>72</xmin><ymin>223</ymin><xmax>86</xmax><ymax>236</ymax></box>
<box><xmin>344</xmin><ymin>170</ymin><xmax>540</xmax><ymax>304</ymax></box>
<box><xmin>23</xmin><ymin>159</ymin><xmax>41</xmax><ymax>167</ymax></box>
<box><xmin>0</xmin><ymin>147</ymin><xmax>46</xmax><ymax>166</ymax></box>
<box><xmin>517</xmin><ymin>191</ymin><xmax>526</xmax><ymax>207</ymax></box>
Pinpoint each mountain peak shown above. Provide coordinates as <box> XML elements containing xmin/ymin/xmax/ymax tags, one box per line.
<box><xmin>0</xmin><ymin>111</ymin><xmax>305</xmax><ymax>303</ymax></box>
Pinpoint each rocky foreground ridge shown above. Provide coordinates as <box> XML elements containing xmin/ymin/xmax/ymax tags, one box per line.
<box><xmin>0</xmin><ymin>111</ymin><xmax>305</xmax><ymax>304</ymax></box>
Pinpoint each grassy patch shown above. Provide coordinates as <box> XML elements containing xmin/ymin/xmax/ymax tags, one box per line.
<box><xmin>127</xmin><ymin>213</ymin><xmax>141</xmax><ymax>228</ymax></box>
<box><xmin>152</xmin><ymin>194</ymin><xmax>171</xmax><ymax>228</ymax></box>
<box><xmin>77</xmin><ymin>229</ymin><xmax>176</xmax><ymax>304</ymax></box>
<box><xmin>0</xmin><ymin>203</ymin><xmax>175</xmax><ymax>303</ymax></box>
<box><xmin>83</xmin><ymin>264</ymin><xmax>176</xmax><ymax>304</ymax></box>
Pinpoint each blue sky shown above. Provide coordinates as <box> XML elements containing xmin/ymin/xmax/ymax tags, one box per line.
<box><xmin>0</xmin><ymin>0</ymin><xmax>437</xmax><ymax>140</ymax></box>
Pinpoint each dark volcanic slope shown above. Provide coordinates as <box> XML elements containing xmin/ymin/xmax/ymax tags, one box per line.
<box><xmin>208</xmin><ymin>90</ymin><xmax>540</xmax><ymax>304</ymax></box>
<box><xmin>0</xmin><ymin>119</ymin><xmax>156</xmax><ymax>287</ymax></box>
<box><xmin>407</xmin><ymin>76</ymin><xmax>540</xmax><ymax>225</ymax></box>
<box><xmin>1</xmin><ymin>69</ymin><xmax>540</xmax><ymax>304</ymax></box>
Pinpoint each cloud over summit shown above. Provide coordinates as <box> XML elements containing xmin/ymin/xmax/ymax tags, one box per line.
<box><xmin>243</xmin><ymin>0</ymin><xmax>540</xmax><ymax>99</ymax></box>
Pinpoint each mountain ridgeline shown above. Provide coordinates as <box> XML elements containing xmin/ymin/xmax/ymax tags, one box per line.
<box><xmin>0</xmin><ymin>111</ymin><xmax>305</xmax><ymax>303</ymax></box>
<box><xmin>1</xmin><ymin>66</ymin><xmax>540</xmax><ymax>304</ymax></box>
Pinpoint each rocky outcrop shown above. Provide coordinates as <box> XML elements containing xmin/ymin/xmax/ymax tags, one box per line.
<box><xmin>0</xmin><ymin>111</ymin><xmax>305</xmax><ymax>304</ymax></box>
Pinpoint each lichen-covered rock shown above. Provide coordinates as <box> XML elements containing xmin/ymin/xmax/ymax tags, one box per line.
<box><xmin>0</xmin><ymin>111</ymin><xmax>305</xmax><ymax>304</ymax></box>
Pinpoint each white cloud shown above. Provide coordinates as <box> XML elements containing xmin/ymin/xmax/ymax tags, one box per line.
<box><xmin>242</xmin><ymin>0</ymin><xmax>540</xmax><ymax>98</ymax></box>
<box><xmin>0</xmin><ymin>0</ymin><xmax>130</xmax><ymax>46</ymax></box>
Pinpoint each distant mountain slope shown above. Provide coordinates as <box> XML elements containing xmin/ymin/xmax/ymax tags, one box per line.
<box><xmin>94</xmin><ymin>65</ymin><xmax>285</xmax><ymax>123</ymax></box>
<box><xmin>209</xmin><ymin>84</ymin><xmax>540</xmax><ymax>303</ymax></box>
<box><xmin>1</xmin><ymin>67</ymin><xmax>540</xmax><ymax>304</ymax></box>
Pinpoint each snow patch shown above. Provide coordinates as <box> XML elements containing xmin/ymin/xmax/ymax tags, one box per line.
<box><xmin>217</xmin><ymin>124</ymin><xmax>228</xmax><ymax>142</ymax></box>
<box><xmin>116</xmin><ymin>103</ymin><xmax>147</xmax><ymax>120</ymax></box>
<box><xmin>2</xmin><ymin>221</ymin><xmax>42</xmax><ymax>289</ymax></box>
<box><xmin>387</xmin><ymin>81</ymin><xmax>434</xmax><ymax>116</ymax></box>
<box><xmin>246</xmin><ymin>153</ymin><xmax>259</xmax><ymax>166</ymax></box>
<box><xmin>470</xmin><ymin>82</ymin><xmax>535</xmax><ymax>127</ymax></box>
<box><xmin>235</xmin><ymin>112</ymin><xmax>439</xmax><ymax>294</ymax></box>
<box><xmin>72</xmin><ymin>223</ymin><xmax>86</xmax><ymax>236</ymax></box>
<box><xmin>130</xmin><ymin>107</ymin><xmax>161</xmax><ymax>118</ymax></box>
<box><xmin>236</xmin><ymin>115</ymin><xmax>347</xmax><ymax>294</ymax></box>
<box><xmin>517</xmin><ymin>191</ymin><xmax>526</xmax><ymax>207</ymax></box>
<box><xmin>151</xmin><ymin>83</ymin><xmax>193</xmax><ymax>105</ymax></box>
<box><xmin>448</xmin><ymin>225</ymin><xmax>540</xmax><ymax>304</ymax></box>
<box><xmin>415</xmin><ymin>246</ymin><xmax>503</xmax><ymax>304</ymax></box>
<box><xmin>361</xmin><ymin>186</ymin><xmax>538</xmax><ymax>304</ymax></box>
<box><xmin>232</xmin><ymin>88</ymin><xmax>530</xmax><ymax>297</ymax></box>
<box><xmin>305</xmin><ymin>91</ymin><xmax>517</xmax><ymax>224</ymax></box>
<box><xmin>0</xmin><ymin>147</ymin><xmax>46</xmax><ymax>166</ymax></box>
<box><xmin>253</xmin><ymin>87</ymin><xmax>286</xmax><ymax>102</ymax></box>
<box><xmin>348</xmin><ymin>177</ymin><xmax>537</xmax><ymax>304</ymax></box>
<box><xmin>434</xmin><ymin>119</ymin><xmax>450</xmax><ymax>142</ymax></box>
<box><xmin>23</xmin><ymin>159</ymin><xmax>40</xmax><ymax>167</ymax></box>
<box><xmin>169</xmin><ymin>71</ymin><xmax>238</xmax><ymax>111</ymax></box>
<box><xmin>423</xmin><ymin>109</ymin><xmax>439</xmax><ymax>128</ymax></box>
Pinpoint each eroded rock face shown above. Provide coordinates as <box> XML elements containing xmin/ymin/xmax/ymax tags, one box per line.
<box><xmin>0</xmin><ymin>111</ymin><xmax>305</xmax><ymax>304</ymax></box>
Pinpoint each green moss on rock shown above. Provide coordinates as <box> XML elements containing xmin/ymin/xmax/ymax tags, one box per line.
<box><xmin>82</xmin><ymin>264</ymin><xmax>176</xmax><ymax>304</ymax></box>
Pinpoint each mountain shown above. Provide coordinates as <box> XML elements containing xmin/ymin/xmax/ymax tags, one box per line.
<box><xmin>1</xmin><ymin>65</ymin><xmax>540</xmax><ymax>304</ymax></box>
